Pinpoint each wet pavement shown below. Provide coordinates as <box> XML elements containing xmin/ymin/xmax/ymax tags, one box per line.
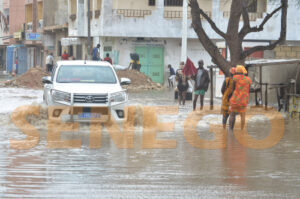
<box><xmin>0</xmin><ymin>87</ymin><xmax>300</xmax><ymax>198</ymax></box>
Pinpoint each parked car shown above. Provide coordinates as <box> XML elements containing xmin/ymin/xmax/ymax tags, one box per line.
<box><xmin>42</xmin><ymin>60</ymin><xmax>131</xmax><ymax>123</ymax></box>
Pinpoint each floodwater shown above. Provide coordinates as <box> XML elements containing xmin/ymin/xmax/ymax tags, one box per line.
<box><xmin>0</xmin><ymin>87</ymin><xmax>300</xmax><ymax>198</ymax></box>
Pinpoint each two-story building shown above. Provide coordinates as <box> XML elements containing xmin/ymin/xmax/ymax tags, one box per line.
<box><xmin>3</xmin><ymin>0</ymin><xmax>45</xmax><ymax>75</ymax></box>
<box><xmin>65</xmin><ymin>0</ymin><xmax>300</xmax><ymax>86</ymax></box>
<box><xmin>24</xmin><ymin>0</ymin><xmax>44</xmax><ymax>69</ymax></box>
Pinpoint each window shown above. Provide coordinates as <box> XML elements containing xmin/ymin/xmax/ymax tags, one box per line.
<box><xmin>247</xmin><ymin>0</ymin><xmax>257</xmax><ymax>13</ymax></box>
<box><xmin>149</xmin><ymin>0</ymin><xmax>155</xmax><ymax>6</ymax></box>
<box><xmin>56</xmin><ymin>65</ymin><xmax>117</xmax><ymax>84</ymax></box>
<box><xmin>164</xmin><ymin>0</ymin><xmax>183</xmax><ymax>6</ymax></box>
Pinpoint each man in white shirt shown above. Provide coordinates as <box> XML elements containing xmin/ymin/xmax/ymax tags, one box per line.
<box><xmin>46</xmin><ymin>53</ymin><xmax>54</xmax><ymax>73</ymax></box>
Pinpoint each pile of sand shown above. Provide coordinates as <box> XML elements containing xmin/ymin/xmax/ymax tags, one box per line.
<box><xmin>116</xmin><ymin>69</ymin><xmax>163</xmax><ymax>91</ymax></box>
<box><xmin>3</xmin><ymin>68</ymin><xmax>163</xmax><ymax>91</ymax></box>
<box><xmin>5</xmin><ymin>67</ymin><xmax>48</xmax><ymax>89</ymax></box>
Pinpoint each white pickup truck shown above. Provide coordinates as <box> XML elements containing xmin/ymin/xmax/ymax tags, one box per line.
<box><xmin>42</xmin><ymin>60</ymin><xmax>131</xmax><ymax>123</ymax></box>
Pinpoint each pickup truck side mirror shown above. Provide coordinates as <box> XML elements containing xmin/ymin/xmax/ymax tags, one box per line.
<box><xmin>120</xmin><ymin>78</ymin><xmax>131</xmax><ymax>86</ymax></box>
<box><xmin>42</xmin><ymin>76</ymin><xmax>52</xmax><ymax>84</ymax></box>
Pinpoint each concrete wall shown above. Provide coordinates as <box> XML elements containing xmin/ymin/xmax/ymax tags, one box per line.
<box><xmin>9</xmin><ymin>0</ymin><xmax>26</xmax><ymax>39</ymax></box>
<box><xmin>113</xmin><ymin>0</ymin><xmax>212</xmax><ymax>12</ymax></box>
<box><xmin>274</xmin><ymin>46</ymin><xmax>300</xmax><ymax>59</ymax></box>
<box><xmin>102</xmin><ymin>37</ymin><xmax>212</xmax><ymax>70</ymax></box>
<box><xmin>66</xmin><ymin>0</ymin><xmax>300</xmax><ymax>57</ymax></box>
<box><xmin>99</xmin><ymin>36</ymin><xmax>213</xmax><ymax>85</ymax></box>
<box><xmin>44</xmin><ymin>0</ymin><xmax>68</xmax><ymax>27</ymax></box>
<box><xmin>219</xmin><ymin>0</ymin><xmax>266</xmax><ymax>12</ymax></box>
<box><xmin>113</xmin><ymin>0</ymin><xmax>156</xmax><ymax>10</ymax></box>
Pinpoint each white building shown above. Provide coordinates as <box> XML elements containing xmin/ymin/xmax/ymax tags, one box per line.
<box><xmin>66</xmin><ymin>0</ymin><xmax>300</xmax><ymax>89</ymax></box>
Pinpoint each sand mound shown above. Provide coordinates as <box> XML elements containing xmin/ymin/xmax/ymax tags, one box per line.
<box><xmin>3</xmin><ymin>68</ymin><xmax>163</xmax><ymax>91</ymax></box>
<box><xmin>5</xmin><ymin>67</ymin><xmax>48</xmax><ymax>89</ymax></box>
<box><xmin>116</xmin><ymin>69</ymin><xmax>163</xmax><ymax>91</ymax></box>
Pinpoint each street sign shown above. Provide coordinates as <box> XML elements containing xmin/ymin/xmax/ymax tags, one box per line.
<box><xmin>13</xmin><ymin>32</ymin><xmax>23</xmax><ymax>40</ymax></box>
<box><xmin>26</xmin><ymin>33</ymin><xmax>42</xmax><ymax>41</ymax></box>
<box><xmin>61</xmin><ymin>37</ymin><xmax>81</xmax><ymax>46</ymax></box>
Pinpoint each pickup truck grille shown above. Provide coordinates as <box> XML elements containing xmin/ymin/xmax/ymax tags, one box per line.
<box><xmin>73</xmin><ymin>94</ymin><xmax>108</xmax><ymax>104</ymax></box>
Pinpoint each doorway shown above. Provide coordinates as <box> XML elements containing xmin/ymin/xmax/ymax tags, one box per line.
<box><xmin>135</xmin><ymin>46</ymin><xmax>164</xmax><ymax>84</ymax></box>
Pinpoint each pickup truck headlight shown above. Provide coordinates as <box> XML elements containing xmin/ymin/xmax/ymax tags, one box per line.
<box><xmin>110</xmin><ymin>91</ymin><xmax>127</xmax><ymax>103</ymax></box>
<box><xmin>51</xmin><ymin>89</ymin><xmax>71</xmax><ymax>103</ymax></box>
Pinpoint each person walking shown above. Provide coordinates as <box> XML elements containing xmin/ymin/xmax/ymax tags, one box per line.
<box><xmin>168</xmin><ymin>64</ymin><xmax>176</xmax><ymax>88</ymax></box>
<box><xmin>103</xmin><ymin>53</ymin><xmax>112</xmax><ymax>64</ymax></box>
<box><xmin>229</xmin><ymin>65</ymin><xmax>252</xmax><ymax>130</ymax></box>
<box><xmin>176</xmin><ymin>70</ymin><xmax>189</xmax><ymax>106</ymax></box>
<box><xmin>176</xmin><ymin>61</ymin><xmax>185</xmax><ymax>75</ymax></box>
<box><xmin>192</xmin><ymin>60</ymin><xmax>210</xmax><ymax>111</ymax></box>
<box><xmin>61</xmin><ymin>50</ymin><xmax>69</xmax><ymax>60</ymax></box>
<box><xmin>92</xmin><ymin>44</ymin><xmax>101</xmax><ymax>61</ymax></box>
<box><xmin>221</xmin><ymin>67</ymin><xmax>236</xmax><ymax>129</ymax></box>
<box><xmin>46</xmin><ymin>52</ymin><xmax>54</xmax><ymax>73</ymax></box>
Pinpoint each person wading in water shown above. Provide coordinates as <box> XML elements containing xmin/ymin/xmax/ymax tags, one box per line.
<box><xmin>221</xmin><ymin>67</ymin><xmax>236</xmax><ymax>129</ymax></box>
<box><xmin>176</xmin><ymin>68</ymin><xmax>189</xmax><ymax>106</ymax></box>
<box><xmin>229</xmin><ymin>65</ymin><xmax>252</xmax><ymax>130</ymax></box>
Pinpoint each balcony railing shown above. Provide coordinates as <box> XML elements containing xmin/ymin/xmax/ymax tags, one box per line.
<box><xmin>164</xmin><ymin>10</ymin><xmax>211</xmax><ymax>20</ymax></box>
<box><xmin>115</xmin><ymin>9</ymin><xmax>152</xmax><ymax>18</ymax></box>
<box><xmin>223</xmin><ymin>11</ymin><xmax>263</xmax><ymax>21</ymax></box>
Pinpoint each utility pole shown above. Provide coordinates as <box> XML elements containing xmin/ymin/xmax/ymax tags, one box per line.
<box><xmin>87</xmin><ymin>0</ymin><xmax>92</xmax><ymax>60</ymax></box>
<box><xmin>181</xmin><ymin>0</ymin><xmax>188</xmax><ymax>62</ymax></box>
<box><xmin>32</xmin><ymin>0</ymin><xmax>37</xmax><ymax>67</ymax></box>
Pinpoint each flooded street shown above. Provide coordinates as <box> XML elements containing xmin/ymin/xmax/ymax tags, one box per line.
<box><xmin>0</xmin><ymin>87</ymin><xmax>300</xmax><ymax>198</ymax></box>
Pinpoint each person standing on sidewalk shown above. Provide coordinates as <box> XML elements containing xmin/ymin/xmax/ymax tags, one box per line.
<box><xmin>229</xmin><ymin>65</ymin><xmax>252</xmax><ymax>130</ymax></box>
<box><xmin>92</xmin><ymin>44</ymin><xmax>101</xmax><ymax>61</ymax></box>
<box><xmin>103</xmin><ymin>53</ymin><xmax>112</xmax><ymax>64</ymax></box>
<box><xmin>61</xmin><ymin>50</ymin><xmax>69</xmax><ymax>60</ymax></box>
<box><xmin>168</xmin><ymin>64</ymin><xmax>176</xmax><ymax>88</ymax></box>
<box><xmin>192</xmin><ymin>60</ymin><xmax>210</xmax><ymax>111</ymax></box>
<box><xmin>176</xmin><ymin>70</ymin><xmax>189</xmax><ymax>106</ymax></box>
<box><xmin>46</xmin><ymin>53</ymin><xmax>54</xmax><ymax>73</ymax></box>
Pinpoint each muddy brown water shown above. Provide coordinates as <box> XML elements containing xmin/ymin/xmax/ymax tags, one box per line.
<box><xmin>0</xmin><ymin>88</ymin><xmax>300</xmax><ymax>198</ymax></box>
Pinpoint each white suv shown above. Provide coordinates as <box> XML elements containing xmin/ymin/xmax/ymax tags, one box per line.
<box><xmin>42</xmin><ymin>60</ymin><xmax>131</xmax><ymax>123</ymax></box>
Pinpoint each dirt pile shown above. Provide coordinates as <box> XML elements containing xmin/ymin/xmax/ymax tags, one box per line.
<box><xmin>4</xmin><ymin>67</ymin><xmax>48</xmax><ymax>89</ymax></box>
<box><xmin>3</xmin><ymin>68</ymin><xmax>163</xmax><ymax>91</ymax></box>
<box><xmin>116</xmin><ymin>69</ymin><xmax>163</xmax><ymax>91</ymax></box>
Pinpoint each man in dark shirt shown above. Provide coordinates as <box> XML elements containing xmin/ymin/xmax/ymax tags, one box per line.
<box><xmin>192</xmin><ymin>60</ymin><xmax>210</xmax><ymax>111</ymax></box>
<box><xmin>92</xmin><ymin>44</ymin><xmax>101</xmax><ymax>61</ymax></box>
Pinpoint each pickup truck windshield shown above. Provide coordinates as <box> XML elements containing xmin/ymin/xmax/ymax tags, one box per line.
<box><xmin>56</xmin><ymin>65</ymin><xmax>117</xmax><ymax>83</ymax></box>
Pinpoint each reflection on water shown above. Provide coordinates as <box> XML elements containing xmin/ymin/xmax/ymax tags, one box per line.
<box><xmin>0</xmin><ymin>88</ymin><xmax>300</xmax><ymax>198</ymax></box>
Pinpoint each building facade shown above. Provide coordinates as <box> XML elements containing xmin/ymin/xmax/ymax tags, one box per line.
<box><xmin>2</xmin><ymin>0</ymin><xmax>300</xmax><ymax>88</ymax></box>
<box><xmin>0</xmin><ymin>0</ymin><xmax>7</xmax><ymax>71</ymax></box>
<box><xmin>65</xmin><ymin>0</ymin><xmax>300</xmax><ymax>86</ymax></box>
<box><xmin>43</xmin><ymin>0</ymin><xmax>68</xmax><ymax>62</ymax></box>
